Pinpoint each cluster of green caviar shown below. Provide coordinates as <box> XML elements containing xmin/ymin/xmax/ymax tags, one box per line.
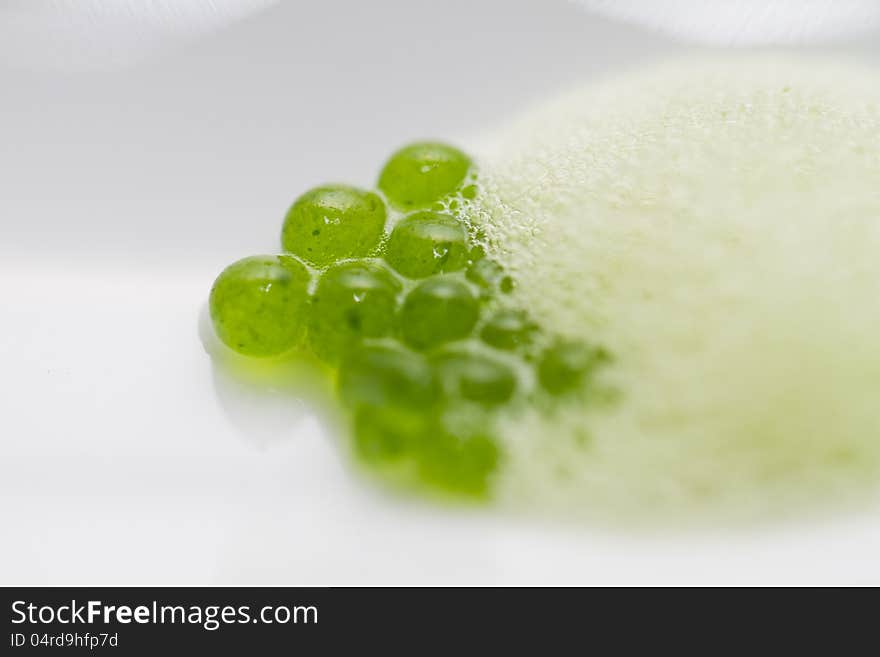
<box><xmin>208</xmin><ymin>141</ymin><xmax>609</xmax><ymax>499</ymax></box>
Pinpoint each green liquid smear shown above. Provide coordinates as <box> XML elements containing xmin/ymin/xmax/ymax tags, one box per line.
<box><xmin>208</xmin><ymin>141</ymin><xmax>608</xmax><ymax>500</ymax></box>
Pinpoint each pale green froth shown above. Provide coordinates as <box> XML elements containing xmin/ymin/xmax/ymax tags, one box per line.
<box><xmin>471</xmin><ymin>57</ymin><xmax>880</xmax><ymax>522</ymax></box>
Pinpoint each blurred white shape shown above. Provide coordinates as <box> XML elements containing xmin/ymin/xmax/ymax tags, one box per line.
<box><xmin>0</xmin><ymin>0</ymin><xmax>278</xmax><ymax>71</ymax></box>
<box><xmin>573</xmin><ymin>0</ymin><xmax>880</xmax><ymax>45</ymax></box>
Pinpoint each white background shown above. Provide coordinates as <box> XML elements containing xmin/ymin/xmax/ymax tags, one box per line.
<box><xmin>1</xmin><ymin>0</ymin><xmax>879</xmax><ymax>584</ymax></box>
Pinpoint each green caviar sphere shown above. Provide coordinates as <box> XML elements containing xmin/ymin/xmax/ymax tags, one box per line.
<box><xmin>338</xmin><ymin>343</ymin><xmax>437</xmax><ymax>411</ymax></box>
<box><xmin>465</xmin><ymin>257</ymin><xmax>513</xmax><ymax>294</ymax></box>
<box><xmin>460</xmin><ymin>183</ymin><xmax>478</xmax><ymax>200</ymax></box>
<box><xmin>209</xmin><ymin>255</ymin><xmax>311</xmax><ymax>358</ymax></box>
<box><xmin>418</xmin><ymin>430</ymin><xmax>499</xmax><ymax>497</ymax></box>
<box><xmin>480</xmin><ymin>309</ymin><xmax>538</xmax><ymax>351</ymax></box>
<box><xmin>399</xmin><ymin>278</ymin><xmax>480</xmax><ymax>351</ymax></box>
<box><xmin>352</xmin><ymin>405</ymin><xmax>427</xmax><ymax>463</ymax></box>
<box><xmin>537</xmin><ymin>340</ymin><xmax>609</xmax><ymax>395</ymax></box>
<box><xmin>385</xmin><ymin>211</ymin><xmax>469</xmax><ymax>279</ymax></box>
<box><xmin>378</xmin><ymin>142</ymin><xmax>471</xmax><ymax>209</ymax></box>
<box><xmin>308</xmin><ymin>260</ymin><xmax>402</xmax><ymax>363</ymax></box>
<box><xmin>432</xmin><ymin>349</ymin><xmax>517</xmax><ymax>406</ymax></box>
<box><xmin>281</xmin><ymin>185</ymin><xmax>387</xmax><ymax>267</ymax></box>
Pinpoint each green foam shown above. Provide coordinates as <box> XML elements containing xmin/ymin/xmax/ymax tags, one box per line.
<box><xmin>473</xmin><ymin>56</ymin><xmax>880</xmax><ymax>521</ymax></box>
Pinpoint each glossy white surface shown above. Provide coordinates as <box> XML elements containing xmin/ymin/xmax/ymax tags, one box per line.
<box><xmin>1</xmin><ymin>0</ymin><xmax>879</xmax><ymax>584</ymax></box>
<box><xmin>0</xmin><ymin>0</ymin><xmax>278</xmax><ymax>71</ymax></box>
<box><xmin>575</xmin><ymin>0</ymin><xmax>880</xmax><ymax>46</ymax></box>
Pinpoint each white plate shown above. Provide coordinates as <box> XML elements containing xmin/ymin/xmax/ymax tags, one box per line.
<box><xmin>2</xmin><ymin>0</ymin><xmax>879</xmax><ymax>585</ymax></box>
